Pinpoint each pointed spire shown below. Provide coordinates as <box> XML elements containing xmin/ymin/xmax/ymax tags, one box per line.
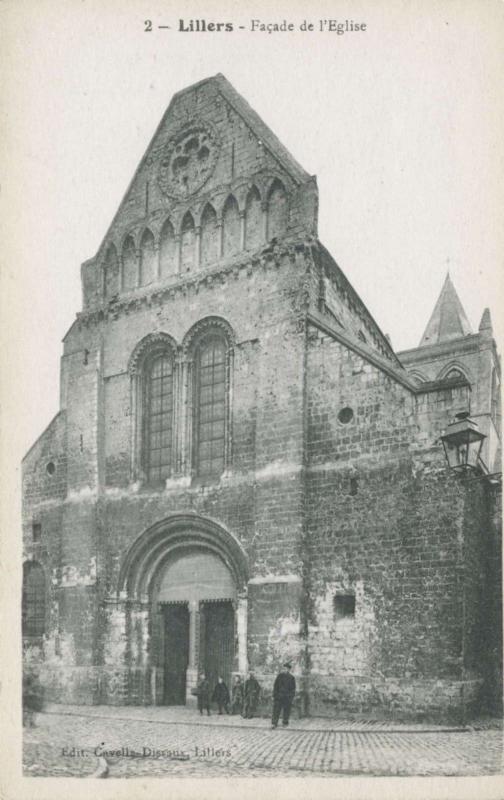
<box><xmin>419</xmin><ymin>273</ymin><xmax>472</xmax><ymax>346</ymax></box>
<box><xmin>478</xmin><ymin>307</ymin><xmax>493</xmax><ymax>335</ymax></box>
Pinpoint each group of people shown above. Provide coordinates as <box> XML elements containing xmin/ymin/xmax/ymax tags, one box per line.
<box><xmin>195</xmin><ymin>661</ymin><xmax>296</xmax><ymax>728</ymax></box>
<box><xmin>195</xmin><ymin>671</ymin><xmax>261</xmax><ymax>718</ymax></box>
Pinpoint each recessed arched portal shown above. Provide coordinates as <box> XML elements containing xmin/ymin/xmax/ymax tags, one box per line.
<box><xmin>117</xmin><ymin>514</ymin><xmax>249</xmax><ymax>706</ymax></box>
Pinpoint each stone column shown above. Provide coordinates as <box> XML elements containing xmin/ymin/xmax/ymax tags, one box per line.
<box><xmin>224</xmin><ymin>348</ymin><xmax>234</xmax><ymax>471</ymax></box>
<box><xmin>217</xmin><ymin>221</ymin><xmax>224</xmax><ymax>258</ymax></box>
<box><xmin>102</xmin><ymin>599</ymin><xmax>130</xmax><ymax>705</ymax></box>
<box><xmin>154</xmin><ymin>242</ymin><xmax>161</xmax><ymax>280</ymax></box>
<box><xmin>195</xmin><ymin>226</ymin><xmax>202</xmax><ymax>268</ymax></box>
<box><xmin>186</xmin><ymin>600</ymin><xmax>200</xmax><ymax>702</ymax></box>
<box><xmin>175</xmin><ymin>235</ymin><xmax>181</xmax><ymax>274</ymax></box>
<box><xmin>236</xmin><ymin>593</ymin><xmax>248</xmax><ymax>674</ymax></box>
<box><xmin>261</xmin><ymin>201</ymin><xmax>268</xmax><ymax>243</ymax></box>
<box><xmin>239</xmin><ymin>210</ymin><xmax>246</xmax><ymax>250</ymax></box>
<box><xmin>135</xmin><ymin>249</ymin><xmax>141</xmax><ymax>289</ymax></box>
<box><xmin>180</xmin><ymin>357</ymin><xmax>193</xmax><ymax>477</ymax></box>
<box><xmin>173</xmin><ymin>352</ymin><xmax>185</xmax><ymax>476</ymax></box>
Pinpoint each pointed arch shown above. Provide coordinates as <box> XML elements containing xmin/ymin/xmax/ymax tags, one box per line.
<box><xmin>180</xmin><ymin>212</ymin><xmax>195</xmax><ymax>272</ymax></box>
<box><xmin>266</xmin><ymin>179</ymin><xmax>288</xmax><ymax>241</ymax></box>
<box><xmin>122</xmin><ymin>235</ymin><xmax>137</xmax><ymax>290</ymax></box>
<box><xmin>200</xmin><ymin>203</ymin><xmax>219</xmax><ymax>266</ymax></box>
<box><xmin>408</xmin><ymin>369</ymin><xmax>428</xmax><ymax>385</ymax></box>
<box><xmin>139</xmin><ymin>229</ymin><xmax>156</xmax><ymax>286</ymax></box>
<box><xmin>437</xmin><ymin>362</ymin><xmax>472</xmax><ymax>383</ymax></box>
<box><xmin>159</xmin><ymin>219</ymin><xmax>177</xmax><ymax>278</ymax></box>
<box><xmin>103</xmin><ymin>243</ymin><xmax>119</xmax><ymax>299</ymax></box>
<box><xmin>244</xmin><ymin>185</ymin><xmax>262</xmax><ymax>251</ymax></box>
<box><xmin>222</xmin><ymin>195</ymin><xmax>240</xmax><ymax>257</ymax></box>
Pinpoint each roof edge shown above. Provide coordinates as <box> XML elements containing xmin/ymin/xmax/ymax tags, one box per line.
<box><xmin>91</xmin><ymin>73</ymin><xmax>311</xmax><ymax>265</ymax></box>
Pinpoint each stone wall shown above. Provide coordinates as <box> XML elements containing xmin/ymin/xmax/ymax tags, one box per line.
<box><xmin>304</xmin><ymin>327</ymin><xmax>499</xmax><ymax>720</ymax></box>
<box><xmin>23</xmin><ymin>245</ymin><xmax>313</xmax><ymax>705</ymax></box>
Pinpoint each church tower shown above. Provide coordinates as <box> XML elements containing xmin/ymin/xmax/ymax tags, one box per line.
<box><xmin>399</xmin><ymin>273</ymin><xmax>501</xmax><ymax>473</ymax></box>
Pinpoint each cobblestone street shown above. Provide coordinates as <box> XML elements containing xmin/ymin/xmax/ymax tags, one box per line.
<box><xmin>23</xmin><ymin>705</ymin><xmax>504</xmax><ymax>778</ymax></box>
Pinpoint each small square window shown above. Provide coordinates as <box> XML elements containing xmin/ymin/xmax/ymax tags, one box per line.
<box><xmin>334</xmin><ymin>594</ymin><xmax>355</xmax><ymax>620</ymax></box>
<box><xmin>32</xmin><ymin>523</ymin><xmax>42</xmax><ymax>543</ymax></box>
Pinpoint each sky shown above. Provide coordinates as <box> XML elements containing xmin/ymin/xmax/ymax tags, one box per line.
<box><xmin>1</xmin><ymin>0</ymin><xmax>503</xmax><ymax>519</ymax></box>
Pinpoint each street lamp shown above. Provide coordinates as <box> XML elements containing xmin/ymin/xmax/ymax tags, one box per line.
<box><xmin>440</xmin><ymin>412</ymin><xmax>486</xmax><ymax>474</ymax></box>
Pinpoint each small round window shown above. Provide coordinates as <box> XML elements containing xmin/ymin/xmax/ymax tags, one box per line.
<box><xmin>46</xmin><ymin>461</ymin><xmax>56</xmax><ymax>476</ymax></box>
<box><xmin>338</xmin><ymin>407</ymin><xmax>354</xmax><ymax>425</ymax></box>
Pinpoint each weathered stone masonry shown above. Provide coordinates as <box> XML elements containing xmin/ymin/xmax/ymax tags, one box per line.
<box><xmin>22</xmin><ymin>74</ymin><xmax>501</xmax><ymax>720</ymax></box>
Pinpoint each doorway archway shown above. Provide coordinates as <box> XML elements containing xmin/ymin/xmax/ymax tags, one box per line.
<box><xmin>152</xmin><ymin>549</ymin><xmax>236</xmax><ymax>704</ymax></box>
<box><xmin>117</xmin><ymin>514</ymin><xmax>249</xmax><ymax>705</ymax></box>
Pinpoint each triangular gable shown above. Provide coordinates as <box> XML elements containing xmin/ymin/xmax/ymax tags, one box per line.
<box><xmin>94</xmin><ymin>74</ymin><xmax>311</xmax><ymax>261</ymax></box>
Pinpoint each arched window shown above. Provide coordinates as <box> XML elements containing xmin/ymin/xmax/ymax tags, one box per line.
<box><xmin>266</xmin><ymin>180</ymin><xmax>288</xmax><ymax>241</ymax></box>
<box><xmin>445</xmin><ymin>368</ymin><xmax>466</xmax><ymax>381</ymax></box>
<box><xmin>200</xmin><ymin>204</ymin><xmax>219</xmax><ymax>266</ymax></box>
<box><xmin>139</xmin><ymin>229</ymin><xmax>156</xmax><ymax>286</ymax></box>
<box><xmin>222</xmin><ymin>195</ymin><xmax>240</xmax><ymax>257</ymax></box>
<box><xmin>22</xmin><ymin>562</ymin><xmax>46</xmax><ymax>639</ymax></box>
<box><xmin>122</xmin><ymin>235</ymin><xmax>137</xmax><ymax>290</ymax></box>
<box><xmin>103</xmin><ymin>244</ymin><xmax>119</xmax><ymax>299</ymax></box>
<box><xmin>143</xmin><ymin>352</ymin><xmax>174</xmax><ymax>483</ymax></box>
<box><xmin>129</xmin><ymin>333</ymin><xmax>178</xmax><ymax>487</ymax></box>
<box><xmin>180</xmin><ymin>212</ymin><xmax>195</xmax><ymax>272</ymax></box>
<box><xmin>244</xmin><ymin>186</ymin><xmax>262</xmax><ymax>251</ymax></box>
<box><xmin>194</xmin><ymin>335</ymin><xmax>227</xmax><ymax>479</ymax></box>
<box><xmin>160</xmin><ymin>220</ymin><xmax>177</xmax><ymax>278</ymax></box>
<box><xmin>409</xmin><ymin>370</ymin><xmax>427</xmax><ymax>385</ymax></box>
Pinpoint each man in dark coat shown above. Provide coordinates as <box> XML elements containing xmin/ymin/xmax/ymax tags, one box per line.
<box><xmin>243</xmin><ymin>672</ymin><xmax>261</xmax><ymax>718</ymax></box>
<box><xmin>212</xmin><ymin>676</ymin><xmax>230</xmax><ymax>714</ymax></box>
<box><xmin>230</xmin><ymin>675</ymin><xmax>244</xmax><ymax>715</ymax></box>
<box><xmin>196</xmin><ymin>672</ymin><xmax>211</xmax><ymax>716</ymax></box>
<box><xmin>271</xmin><ymin>662</ymin><xmax>296</xmax><ymax>728</ymax></box>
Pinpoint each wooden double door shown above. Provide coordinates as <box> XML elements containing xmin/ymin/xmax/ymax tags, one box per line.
<box><xmin>162</xmin><ymin>603</ymin><xmax>189</xmax><ymax>705</ymax></box>
<box><xmin>162</xmin><ymin>600</ymin><xmax>234</xmax><ymax>705</ymax></box>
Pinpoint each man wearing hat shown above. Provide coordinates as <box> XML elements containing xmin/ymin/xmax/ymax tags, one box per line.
<box><xmin>271</xmin><ymin>662</ymin><xmax>296</xmax><ymax>728</ymax></box>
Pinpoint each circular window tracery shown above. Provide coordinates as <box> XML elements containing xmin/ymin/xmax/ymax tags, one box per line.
<box><xmin>158</xmin><ymin>122</ymin><xmax>219</xmax><ymax>199</ymax></box>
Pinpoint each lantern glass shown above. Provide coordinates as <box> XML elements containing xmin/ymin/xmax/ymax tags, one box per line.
<box><xmin>441</xmin><ymin>416</ymin><xmax>485</xmax><ymax>473</ymax></box>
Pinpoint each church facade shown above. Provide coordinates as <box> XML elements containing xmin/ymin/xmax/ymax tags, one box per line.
<box><xmin>22</xmin><ymin>75</ymin><xmax>502</xmax><ymax>721</ymax></box>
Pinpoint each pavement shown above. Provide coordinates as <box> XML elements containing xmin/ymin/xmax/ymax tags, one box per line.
<box><xmin>23</xmin><ymin>704</ymin><xmax>504</xmax><ymax>778</ymax></box>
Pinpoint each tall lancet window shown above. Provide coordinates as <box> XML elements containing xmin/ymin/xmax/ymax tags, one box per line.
<box><xmin>194</xmin><ymin>335</ymin><xmax>227</xmax><ymax>478</ymax></box>
<box><xmin>200</xmin><ymin>203</ymin><xmax>219</xmax><ymax>266</ymax></box>
<box><xmin>160</xmin><ymin>220</ymin><xmax>177</xmax><ymax>278</ymax></box>
<box><xmin>180</xmin><ymin>212</ymin><xmax>196</xmax><ymax>271</ymax></box>
<box><xmin>103</xmin><ymin>244</ymin><xmax>119</xmax><ymax>299</ymax></box>
<box><xmin>139</xmin><ymin>229</ymin><xmax>156</xmax><ymax>286</ymax></box>
<box><xmin>244</xmin><ymin>186</ymin><xmax>262</xmax><ymax>251</ymax></box>
<box><xmin>266</xmin><ymin>179</ymin><xmax>288</xmax><ymax>241</ymax></box>
<box><xmin>222</xmin><ymin>195</ymin><xmax>240</xmax><ymax>257</ymax></box>
<box><xmin>122</xmin><ymin>235</ymin><xmax>137</xmax><ymax>290</ymax></box>
<box><xmin>144</xmin><ymin>352</ymin><xmax>174</xmax><ymax>483</ymax></box>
